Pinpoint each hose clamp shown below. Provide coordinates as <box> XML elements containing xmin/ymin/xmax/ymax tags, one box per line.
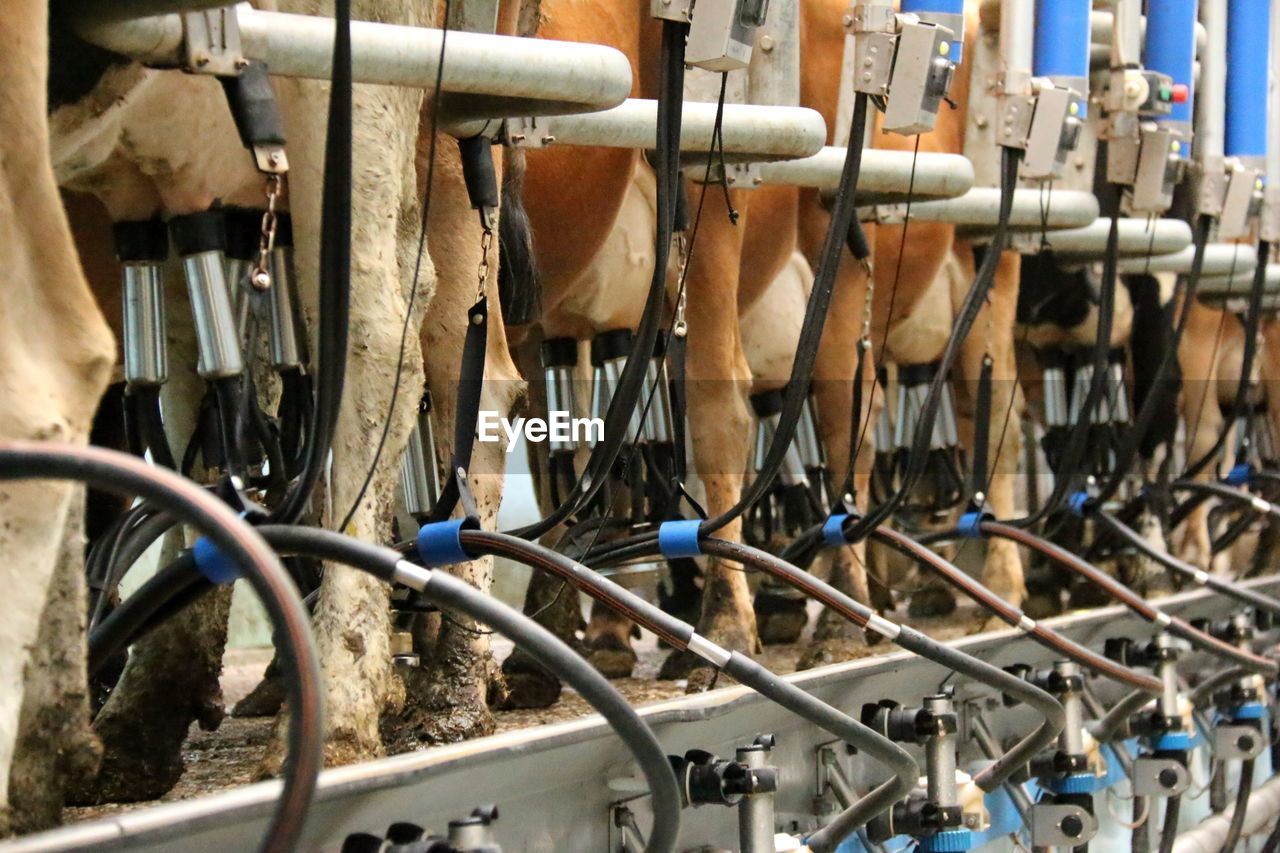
<box><xmin>193</xmin><ymin>536</ymin><xmax>239</xmax><ymax>584</ymax></box>
<box><xmin>658</xmin><ymin>519</ymin><xmax>703</xmax><ymax>560</ymax></box>
<box><xmin>416</xmin><ymin>518</ymin><xmax>480</xmax><ymax>567</ymax></box>
<box><xmin>822</xmin><ymin>514</ymin><xmax>850</xmax><ymax>547</ymax></box>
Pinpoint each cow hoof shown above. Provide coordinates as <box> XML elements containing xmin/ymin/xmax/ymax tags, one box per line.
<box><xmin>1022</xmin><ymin>592</ymin><xmax>1062</xmax><ymax>620</ymax></box>
<box><xmin>588</xmin><ymin>646</ymin><xmax>638</xmax><ymax>679</ymax></box>
<box><xmin>231</xmin><ymin>674</ymin><xmax>285</xmax><ymax>718</ymax></box>
<box><xmin>755</xmin><ymin>593</ymin><xmax>808</xmax><ymax>645</ymax></box>
<box><xmin>684</xmin><ymin>664</ymin><xmax>721</xmax><ymax>694</ymax></box>
<box><xmin>798</xmin><ymin>636</ymin><xmax>865</xmax><ymax>670</ymax></box>
<box><xmin>499</xmin><ymin>651</ymin><xmax>562</xmax><ymax>709</ymax></box>
<box><xmin>907</xmin><ymin>586</ymin><xmax>957</xmax><ymax>617</ymax></box>
<box><xmin>68</xmin><ymin>741</ymin><xmax>184</xmax><ymax>805</ymax></box>
<box><xmin>657</xmin><ymin>648</ymin><xmax>700</xmax><ymax>681</ymax></box>
<box><xmin>499</xmin><ymin>669</ymin><xmax>563</xmax><ymax>709</ymax></box>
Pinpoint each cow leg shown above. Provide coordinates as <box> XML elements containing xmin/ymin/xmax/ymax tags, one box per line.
<box><xmin>7</xmin><ymin>495</ymin><xmax>102</xmax><ymax>832</ymax></box>
<box><xmin>0</xmin><ymin>2</ymin><xmax>115</xmax><ymax>830</ymax></box>
<box><xmin>394</xmin><ymin>137</ymin><xmax>524</xmax><ymax>743</ymax></box>
<box><xmin>953</xmin><ymin>245</ymin><xmax>1025</xmax><ymax>630</ymax></box>
<box><xmin>658</xmin><ymin>189</ymin><xmax>759</xmax><ymax>688</ymax></box>
<box><xmin>1173</xmin><ymin>302</ymin><xmax>1225</xmax><ymax>572</ymax></box>
<box><xmin>501</xmin><ymin>334</ymin><xmax>584</xmax><ymax>708</ymax></box>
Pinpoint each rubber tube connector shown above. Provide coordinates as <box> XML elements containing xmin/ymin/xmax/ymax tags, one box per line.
<box><xmin>822</xmin><ymin>514</ymin><xmax>849</xmax><ymax>547</ymax></box>
<box><xmin>416</xmin><ymin>518</ymin><xmax>479</xmax><ymax>567</ymax></box>
<box><xmin>193</xmin><ymin>536</ymin><xmax>239</xmax><ymax>584</ymax></box>
<box><xmin>658</xmin><ymin>519</ymin><xmax>703</xmax><ymax>559</ymax></box>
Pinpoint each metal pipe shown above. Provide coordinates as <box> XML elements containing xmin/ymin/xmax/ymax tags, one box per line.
<box><xmin>1145</xmin><ymin>0</ymin><xmax>1200</xmax><ymax>130</ymax></box>
<box><xmin>1108</xmin><ymin>1</ymin><xmax>1144</xmax><ymax>69</ymax></box>
<box><xmin>737</xmin><ymin>743</ymin><xmax>775</xmax><ymax>853</ymax></box>
<box><xmin>924</xmin><ymin>694</ymin><xmax>958</xmax><ymax>809</ymax></box>
<box><xmin>1198</xmin><ymin>0</ymin><xmax>1228</xmax><ymax>161</ymax></box>
<box><xmin>1263</xmin><ymin>0</ymin><xmax>1280</xmax><ymax>243</ymax></box>
<box><xmin>122</xmin><ymin>264</ymin><xmax>168</xmax><ymax>387</ymax></box>
<box><xmin>1225</xmin><ymin>0</ymin><xmax>1270</xmax><ymax>161</ymax></box>
<box><xmin>758</xmin><ymin>147</ymin><xmax>974</xmax><ymax>200</ymax></box>
<box><xmin>1199</xmin><ymin>263</ymin><xmax>1280</xmax><ymax>298</ymax></box>
<box><xmin>64</xmin><ymin>0</ymin><xmax>232</xmax><ymax>23</ymax></box>
<box><xmin>1171</xmin><ymin>770</ymin><xmax>1280</xmax><ymax>852</ymax></box>
<box><xmin>1116</xmin><ymin>242</ymin><xmax>1257</xmax><ymax>276</ymax></box>
<box><xmin>1037</xmin><ymin>217</ymin><xmax>1193</xmax><ymax>258</ymax></box>
<box><xmin>1001</xmin><ymin>0</ymin><xmax>1035</xmax><ymax>89</ymax></box>
<box><xmin>872</xmin><ymin>187</ymin><xmax>1098</xmax><ymax>229</ymax></box>
<box><xmin>1035</xmin><ymin>0</ymin><xmax>1091</xmax><ymax>95</ymax></box>
<box><xmin>511</xmin><ymin>99</ymin><xmax>826</xmax><ymax>160</ymax></box>
<box><xmin>72</xmin><ymin>3</ymin><xmax>633</xmax><ymax>119</ymax></box>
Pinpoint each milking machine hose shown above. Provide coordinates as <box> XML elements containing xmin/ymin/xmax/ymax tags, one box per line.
<box><xmin>1086</xmin><ymin>687</ymin><xmax>1161</xmax><ymax>743</ymax></box>
<box><xmin>864</xmin><ymin>525</ymin><xmax>1163</xmax><ymax>693</ymax></box>
<box><xmin>1188</xmin><ymin>667</ymin><xmax>1254</xmax><ymax>708</ymax></box>
<box><xmin>249</xmin><ymin>526</ymin><xmax>683</xmax><ymax>853</ymax></box>
<box><xmin>1221</xmin><ymin>757</ymin><xmax>1255</xmax><ymax>853</ymax></box>
<box><xmin>448</xmin><ymin>529</ymin><xmax>918</xmax><ymax>852</ymax></box>
<box><xmin>1168</xmin><ymin>479</ymin><xmax>1280</xmax><ymax>519</ymax></box>
<box><xmin>512</xmin><ymin>18</ymin><xmax>686</xmax><ymax>540</ymax></box>
<box><xmin>1092</xmin><ymin>510</ymin><xmax>1280</xmax><ymax>617</ymax></box>
<box><xmin>596</xmin><ymin>534</ymin><xmax>1065</xmax><ymax>789</ymax></box>
<box><xmin>0</xmin><ymin>442</ymin><xmax>321</xmax><ymax>853</ymax></box>
<box><xmin>978</xmin><ymin>522</ymin><xmax>1278</xmax><ymax>677</ymax></box>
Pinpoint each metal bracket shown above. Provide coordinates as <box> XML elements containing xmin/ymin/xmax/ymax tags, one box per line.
<box><xmin>1032</xmin><ymin>802</ymin><xmax>1097</xmax><ymax>848</ymax></box>
<box><xmin>1195</xmin><ymin>155</ymin><xmax>1228</xmax><ymax>218</ymax></box>
<box><xmin>182</xmin><ymin>7</ymin><xmax>245</xmax><ymax>76</ymax></box>
<box><xmin>1262</xmin><ymin>185</ymin><xmax>1280</xmax><ymax>244</ymax></box>
<box><xmin>651</xmin><ymin>0</ymin><xmax>692</xmax><ymax>23</ymax></box>
<box><xmin>1132</xmin><ymin>757</ymin><xmax>1190</xmax><ymax>797</ymax></box>
<box><xmin>1021</xmin><ymin>84</ymin><xmax>1084</xmax><ymax>180</ymax></box>
<box><xmin>686</xmin><ymin>0</ymin><xmax>766</xmax><ymax>71</ymax></box>
<box><xmin>1129</xmin><ymin>125</ymin><xmax>1182</xmax><ymax>216</ymax></box>
<box><xmin>1219</xmin><ymin>163</ymin><xmax>1264</xmax><ymax>241</ymax></box>
<box><xmin>503</xmin><ymin>115</ymin><xmax>558</xmax><ymax>148</ymax></box>
<box><xmin>1213</xmin><ymin>724</ymin><xmax>1266</xmax><ymax>761</ymax></box>
<box><xmin>995</xmin><ymin>92</ymin><xmax>1035</xmax><ymax>151</ymax></box>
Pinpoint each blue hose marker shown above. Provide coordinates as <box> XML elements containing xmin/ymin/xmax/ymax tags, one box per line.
<box><xmin>1034</xmin><ymin>0</ymin><xmax>1091</xmax><ymax>81</ymax></box>
<box><xmin>1226</xmin><ymin>0</ymin><xmax>1271</xmax><ymax>158</ymax></box>
<box><xmin>657</xmin><ymin>519</ymin><xmax>703</xmax><ymax>559</ymax></box>
<box><xmin>1225</xmin><ymin>461</ymin><xmax>1254</xmax><ymax>486</ymax></box>
<box><xmin>1144</xmin><ymin>0</ymin><xmax>1199</xmax><ymax>124</ymax></box>
<box><xmin>956</xmin><ymin>510</ymin><xmax>991</xmax><ymax>539</ymax></box>
<box><xmin>193</xmin><ymin>536</ymin><xmax>240</xmax><ymax>584</ymax></box>
<box><xmin>1232</xmin><ymin>701</ymin><xmax>1267</xmax><ymax>721</ymax></box>
<box><xmin>1150</xmin><ymin>729</ymin><xmax>1194</xmax><ymax>751</ymax></box>
<box><xmin>416</xmin><ymin>518</ymin><xmax>474</xmax><ymax>567</ymax></box>
<box><xmin>1067</xmin><ymin>490</ymin><xmax>1091</xmax><ymax>517</ymax></box>
<box><xmin>822</xmin><ymin>513</ymin><xmax>850</xmax><ymax>547</ymax></box>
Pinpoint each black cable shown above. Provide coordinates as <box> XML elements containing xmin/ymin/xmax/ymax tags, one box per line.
<box><xmin>272</xmin><ymin>0</ymin><xmax>352</xmax><ymax>524</ymax></box>
<box><xmin>511</xmin><ymin>19</ymin><xmax>687</xmax><ymax>540</ymax></box>
<box><xmin>0</xmin><ymin>441</ymin><xmax>320</xmax><ymax>853</ymax></box>
<box><xmin>1221</xmin><ymin>757</ymin><xmax>1254</xmax><ymax>853</ymax></box>
<box><xmin>1261</xmin><ymin>815</ymin><xmax>1280</xmax><ymax>853</ymax></box>
<box><xmin>1087</xmin><ymin>215</ymin><xmax>1213</xmax><ymax>511</ymax></box>
<box><xmin>89</xmin><ymin>551</ymin><xmax>205</xmax><ymax>677</ymax></box>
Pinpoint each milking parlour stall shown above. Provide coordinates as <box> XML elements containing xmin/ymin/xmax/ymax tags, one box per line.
<box><xmin>8</xmin><ymin>0</ymin><xmax>1280</xmax><ymax>851</ymax></box>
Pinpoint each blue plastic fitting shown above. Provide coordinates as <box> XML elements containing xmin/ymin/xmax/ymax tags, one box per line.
<box><xmin>1144</xmin><ymin>0</ymin><xmax>1199</xmax><ymax>124</ymax></box>
<box><xmin>919</xmin><ymin>829</ymin><xmax>973</xmax><ymax>853</ymax></box>
<box><xmin>1151</xmin><ymin>730</ymin><xmax>1194</xmax><ymax>751</ymax></box>
<box><xmin>957</xmin><ymin>510</ymin><xmax>989</xmax><ymax>539</ymax></box>
<box><xmin>1067</xmin><ymin>490</ymin><xmax>1091</xmax><ymax>517</ymax></box>
<box><xmin>658</xmin><ymin>519</ymin><xmax>703</xmax><ymax>559</ymax></box>
<box><xmin>822</xmin><ymin>513</ymin><xmax>850</xmax><ymax>547</ymax></box>
<box><xmin>416</xmin><ymin>518</ymin><xmax>476</xmax><ymax>567</ymax></box>
<box><xmin>1034</xmin><ymin>0</ymin><xmax>1091</xmax><ymax>81</ymax></box>
<box><xmin>193</xmin><ymin>536</ymin><xmax>240</xmax><ymax>585</ymax></box>
<box><xmin>1226</xmin><ymin>462</ymin><xmax>1255</xmax><ymax>486</ymax></box>
<box><xmin>1226</xmin><ymin>0</ymin><xmax>1271</xmax><ymax>158</ymax></box>
<box><xmin>1233</xmin><ymin>702</ymin><xmax>1267</xmax><ymax>721</ymax></box>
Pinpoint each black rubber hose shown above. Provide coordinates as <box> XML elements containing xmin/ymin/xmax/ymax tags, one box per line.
<box><xmin>1158</xmin><ymin>793</ymin><xmax>1181</xmax><ymax>853</ymax></box>
<box><xmin>511</xmin><ymin>19</ymin><xmax>685</xmax><ymax>540</ymax></box>
<box><xmin>1261</xmin><ymin>815</ymin><xmax>1280</xmax><ymax>853</ymax></box>
<box><xmin>272</xmin><ymin>0</ymin><xmax>351</xmax><ymax>524</ymax></box>
<box><xmin>1221</xmin><ymin>757</ymin><xmax>1255</xmax><ymax>853</ymax></box>
<box><xmin>89</xmin><ymin>551</ymin><xmax>205</xmax><ymax>676</ymax></box>
<box><xmin>0</xmin><ymin>441</ymin><xmax>321</xmax><ymax>853</ymax></box>
<box><xmin>1093</xmin><ymin>510</ymin><xmax>1280</xmax><ymax>616</ymax></box>
<box><xmin>1170</xmin><ymin>479</ymin><xmax>1280</xmax><ymax>519</ymax></box>
<box><xmin>257</xmin><ymin>525</ymin><xmax>680</xmax><ymax>853</ymax></box>
<box><xmin>455</xmin><ymin>529</ymin><xmax>917</xmax><ymax>849</ymax></box>
<box><xmin>1087</xmin><ymin>689</ymin><xmax>1157</xmax><ymax>743</ymax></box>
<box><xmin>1188</xmin><ymin>667</ymin><xmax>1250</xmax><ymax>707</ymax></box>
<box><xmin>91</xmin><ymin>508</ymin><xmax>175</xmax><ymax>629</ymax></box>
<box><xmin>1087</xmin><ymin>214</ymin><xmax>1212</xmax><ymax>511</ymax></box>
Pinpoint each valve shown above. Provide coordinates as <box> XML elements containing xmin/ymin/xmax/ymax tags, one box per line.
<box><xmin>669</xmin><ymin>741</ymin><xmax>779</xmax><ymax>809</ymax></box>
<box><xmin>339</xmin><ymin>807</ymin><xmax>500</xmax><ymax>853</ymax></box>
<box><xmin>1105</xmin><ymin>634</ymin><xmax>1193</xmax><ymax>797</ymax></box>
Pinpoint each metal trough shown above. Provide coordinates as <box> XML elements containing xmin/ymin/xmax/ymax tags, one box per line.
<box><xmin>758</xmin><ymin>146</ymin><xmax>975</xmax><ymax>203</ymax></box>
<box><xmin>1035</xmin><ymin>217</ymin><xmax>1193</xmax><ymax>260</ymax></box>
<box><xmin>71</xmin><ymin>3</ymin><xmax>633</xmax><ymax>121</ymax></box>
<box><xmin>1116</xmin><ymin>243</ymin><xmax>1259</xmax><ymax>277</ymax></box>
<box><xmin>507</xmin><ymin>100</ymin><xmax>827</xmax><ymax>161</ymax></box>
<box><xmin>871</xmin><ymin>188</ymin><xmax>1099</xmax><ymax>231</ymax></box>
<box><xmin>5</xmin><ymin>579</ymin><xmax>1272</xmax><ymax>853</ymax></box>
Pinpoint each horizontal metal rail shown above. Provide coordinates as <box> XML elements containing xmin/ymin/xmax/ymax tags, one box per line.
<box><xmin>1197</xmin><ymin>262</ymin><xmax>1280</xmax><ymax>299</ymax></box>
<box><xmin>9</xmin><ymin>578</ymin><xmax>1276</xmax><ymax>853</ymax></box>
<box><xmin>1037</xmin><ymin>217</ymin><xmax>1194</xmax><ymax>259</ymax></box>
<box><xmin>505</xmin><ymin>100</ymin><xmax>827</xmax><ymax>161</ymax></box>
<box><xmin>870</xmin><ymin>188</ymin><xmax>1098</xmax><ymax>230</ymax></box>
<box><xmin>70</xmin><ymin>3</ymin><xmax>633</xmax><ymax>120</ymax></box>
<box><xmin>759</xmin><ymin>146</ymin><xmax>975</xmax><ymax>202</ymax></box>
<box><xmin>1116</xmin><ymin>243</ymin><xmax>1259</xmax><ymax>276</ymax></box>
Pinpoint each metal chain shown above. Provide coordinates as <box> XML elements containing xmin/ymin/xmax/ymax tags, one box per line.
<box><xmin>673</xmin><ymin>233</ymin><xmax>689</xmax><ymax>337</ymax></box>
<box><xmin>251</xmin><ymin>174</ymin><xmax>283</xmax><ymax>291</ymax></box>
<box><xmin>476</xmin><ymin>227</ymin><xmax>494</xmax><ymax>302</ymax></box>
